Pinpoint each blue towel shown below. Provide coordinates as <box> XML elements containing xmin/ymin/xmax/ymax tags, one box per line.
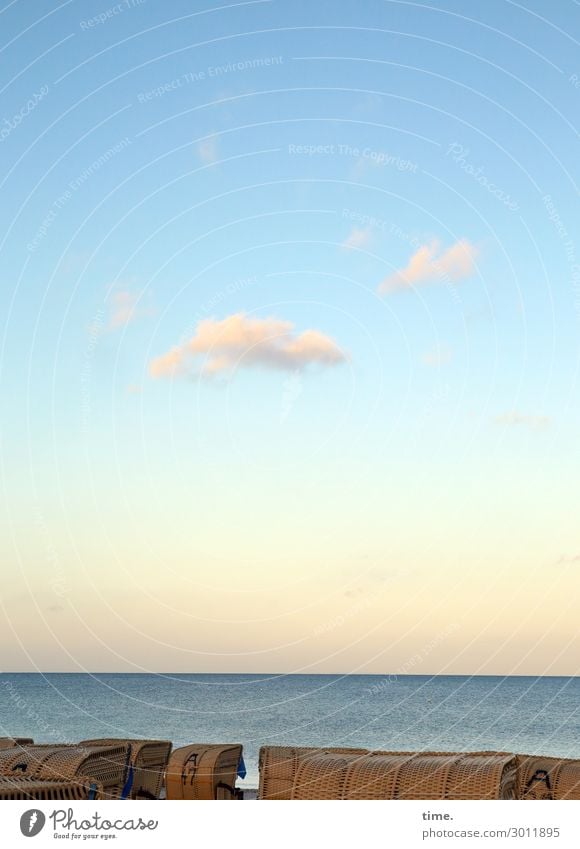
<box><xmin>120</xmin><ymin>744</ymin><xmax>134</xmax><ymax>799</ymax></box>
<box><xmin>120</xmin><ymin>764</ymin><xmax>134</xmax><ymax>799</ymax></box>
<box><xmin>237</xmin><ymin>755</ymin><xmax>247</xmax><ymax>780</ymax></box>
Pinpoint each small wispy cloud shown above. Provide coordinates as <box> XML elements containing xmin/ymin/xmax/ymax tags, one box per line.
<box><xmin>493</xmin><ymin>411</ymin><xmax>550</xmax><ymax>431</ymax></box>
<box><xmin>342</xmin><ymin>226</ymin><xmax>372</xmax><ymax>251</ymax></box>
<box><xmin>197</xmin><ymin>135</ymin><xmax>219</xmax><ymax>165</ymax></box>
<box><xmin>149</xmin><ymin>313</ymin><xmax>348</xmax><ymax>379</ymax></box>
<box><xmin>379</xmin><ymin>239</ymin><xmax>478</xmax><ymax>294</ymax></box>
<box><xmin>422</xmin><ymin>344</ymin><xmax>452</xmax><ymax>367</ymax></box>
<box><xmin>109</xmin><ymin>291</ymin><xmax>139</xmax><ymax>328</ymax></box>
<box><xmin>107</xmin><ymin>290</ymin><xmax>152</xmax><ymax>330</ymax></box>
<box><xmin>557</xmin><ymin>553</ymin><xmax>580</xmax><ymax>565</ymax></box>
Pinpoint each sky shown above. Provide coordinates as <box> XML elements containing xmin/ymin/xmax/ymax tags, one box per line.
<box><xmin>0</xmin><ymin>0</ymin><xmax>579</xmax><ymax>674</ymax></box>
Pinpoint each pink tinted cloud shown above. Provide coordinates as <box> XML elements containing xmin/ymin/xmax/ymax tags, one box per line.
<box><xmin>108</xmin><ymin>290</ymin><xmax>153</xmax><ymax>329</ymax></box>
<box><xmin>379</xmin><ymin>239</ymin><xmax>479</xmax><ymax>294</ymax></box>
<box><xmin>109</xmin><ymin>291</ymin><xmax>139</xmax><ymax>328</ymax></box>
<box><xmin>342</xmin><ymin>226</ymin><xmax>372</xmax><ymax>250</ymax></box>
<box><xmin>149</xmin><ymin>313</ymin><xmax>348</xmax><ymax>379</ymax></box>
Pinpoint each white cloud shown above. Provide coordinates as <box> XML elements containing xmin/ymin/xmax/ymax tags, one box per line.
<box><xmin>108</xmin><ymin>291</ymin><xmax>144</xmax><ymax>329</ymax></box>
<box><xmin>150</xmin><ymin>313</ymin><xmax>348</xmax><ymax>379</ymax></box>
<box><xmin>379</xmin><ymin>239</ymin><xmax>479</xmax><ymax>294</ymax></box>
<box><xmin>493</xmin><ymin>411</ymin><xmax>550</xmax><ymax>431</ymax></box>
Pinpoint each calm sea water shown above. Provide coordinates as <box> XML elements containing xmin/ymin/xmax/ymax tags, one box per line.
<box><xmin>1</xmin><ymin>674</ymin><xmax>578</xmax><ymax>787</ymax></box>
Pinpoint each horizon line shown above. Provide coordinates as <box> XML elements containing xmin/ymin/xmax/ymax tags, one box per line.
<box><xmin>2</xmin><ymin>672</ymin><xmax>579</xmax><ymax>678</ymax></box>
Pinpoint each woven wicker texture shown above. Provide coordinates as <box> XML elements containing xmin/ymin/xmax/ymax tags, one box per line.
<box><xmin>258</xmin><ymin>747</ymin><xmax>517</xmax><ymax>800</ymax></box>
<box><xmin>516</xmin><ymin>756</ymin><xmax>580</xmax><ymax>800</ymax></box>
<box><xmin>166</xmin><ymin>744</ymin><xmax>243</xmax><ymax>800</ymax></box>
<box><xmin>444</xmin><ymin>753</ymin><xmax>516</xmax><ymax>800</ymax></box>
<box><xmin>395</xmin><ymin>753</ymin><xmax>461</xmax><ymax>799</ymax></box>
<box><xmin>258</xmin><ymin>747</ymin><xmax>369</xmax><ymax>800</ymax></box>
<box><xmin>369</xmin><ymin>750</ymin><xmax>517</xmax><ymax>800</ymax></box>
<box><xmin>80</xmin><ymin>738</ymin><xmax>172</xmax><ymax>799</ymax></box>
<box><xmin>0</xmin><ymin>744</ymin><xmax>129</xmax><ymax>798</ymax></box>
<box><xmin>292</xmin><ymin>753</ymin><xmax>358</xmax><ymax>800</ymax></box>
<box><xmin>0</xmin><ymin>776</ymin><xmax>102</xmax><ymax>800</ymax></box>
<box><xmin>344</xmin><ymin>754</ymin><xmax>412</xmax><ymax>799</ymax></box>
<box><xmin>0</xmin><ymin>738</ymin><xmax>34</xmax><ymax>748</ymax></box>
<box><xmin>0</xmin><ymin>746</ymin><xmax>54</xmax><ymax>775</ymax></box>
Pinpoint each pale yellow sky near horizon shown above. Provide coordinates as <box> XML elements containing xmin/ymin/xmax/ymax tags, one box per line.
<box><xmin>2</xmin><ymin>431</ymin><xmax>580</xmax><ymax>674</ymax></box>
<box><xmin>2</xmin><ymin>475</ymin><xmax>579</xmax><ymax>675</ymax></box>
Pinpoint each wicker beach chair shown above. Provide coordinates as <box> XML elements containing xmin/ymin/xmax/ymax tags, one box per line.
<box><xmin>0</xmin><ymin>776</ymin><xmax>102</xmax><ymax>800</ymax></box>
<box><xmin>438</xmin><ymin>752</ymin><xmax>516</xmax><ymax>800</ymax></box>
<box><xmin>0</xmin><ymin>738</ymin><xmax>34</xmax><ymax>748</ymax></box>
<box><xmin>80</xmin><ymin>738</ymin><xmax>172</xmax><ymax>799</ymax></box>
<box><xmin>292</xmin><ymin>752</ymin><xmax>358</xmax><ymax>800</ymax></box>
<box><xmin>0</xmin><ymin>744</ymin><xmax>129</xmax><ymax>798</ymax></box>
<box><xmin>165</xmin><ymin>744</ymin><xmax>243</xmax><ymax>800</ymax></box>
<box><xmin>343</xmin><ymin>753</ymin><xmax>415</xmax><ymax>799</ymax></box>
<box><xmin>516</xmin><ymin>755</ymin><xmax>580</xmax><ymax>800</ymax></box>
<box><xmin>361</xmin><ymin>750</ymin><xmax>516</xmax><ymax>800</ymax></box>
<box><xmin>378</xmin><ymin>752</ymin><xmax>462</xmax><ymax>800</ymax></box>
<box><xmin>357</xmin><ymin>750</ymin><xmax>516</xmax><ymax>800</ymax></box>
<box><xmin>261</xmin><ymin>747</ymin><xmax>517</xmax><ymax>800</ymax></box>
<box><xmin>368</xmin><ymin>750</ymin><xmax>517</xmax><ymax>800</ymax></box>
<box><xmin>258</xmin><ymin>746</ymin><xmax>369</xmax><ymax>800</ymax></box>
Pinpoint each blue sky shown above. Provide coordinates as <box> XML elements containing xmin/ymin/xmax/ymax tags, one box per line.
<box><xmin>0</xmin><ymin>0</ymin><xmax>579</xmax><ymax>673</ymax></box>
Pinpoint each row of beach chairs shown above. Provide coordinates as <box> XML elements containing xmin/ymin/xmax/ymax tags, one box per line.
<box><xmin>0</xmin><ymin>737</ymin><xmax>578</xmax><ymax>800</ymax></box>
<box><xmin>0</xmin><ymin>737</ymin><xmax>242</xmax><ymax>801</ymax></box>
<box><xmin>258</xmin><ymin>746</ymin><xmax>580</xmax><ymax>800</ymax></box>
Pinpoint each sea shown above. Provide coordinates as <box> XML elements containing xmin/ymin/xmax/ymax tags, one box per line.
<box><xmin>0</xmin><ymin>674</ymin><xmax>578</xmax><ymax>788</ymax></box>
